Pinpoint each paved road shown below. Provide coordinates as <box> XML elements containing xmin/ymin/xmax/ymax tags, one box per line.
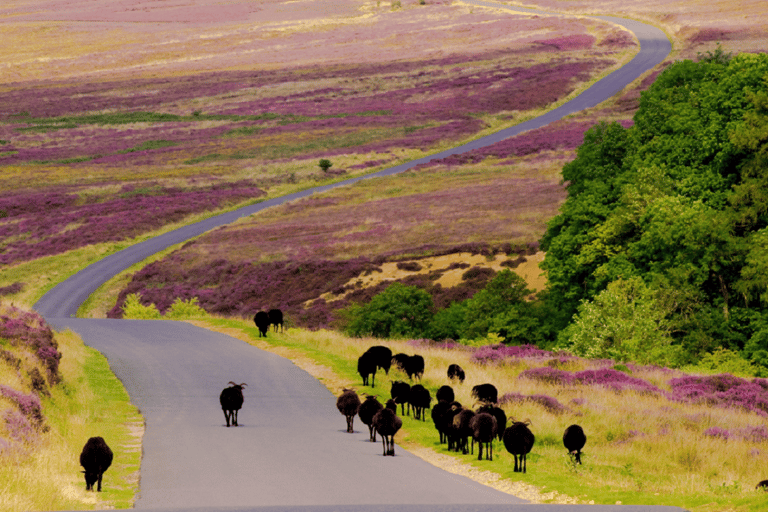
<box><xmin>37</xmin><ymin>3</ymin><xmax>682</xmax><ymax>511</ymax></box>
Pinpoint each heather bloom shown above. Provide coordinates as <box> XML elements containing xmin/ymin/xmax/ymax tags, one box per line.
<box><xmin>519</xmin><ymin>367</ymin><xmax>661</xmax><ymax>395</ymax></box>
<box><xmin>703</xmin><ymin>426</ymin><xmax>731</xmax><ymax>440</ymax></box>
<box><xmin>0</xmin><ymin>385</ymin><xmax>44</xmax><ymax>427</ymax></box>
<box><xmin>667</xmin><ymin>374</ymin><xmax>768</xmax><ymax>416</ymax></box>
<box><xmin>499</xmin><ymin>391</ymin><xmax>569</xmax><ymax>415</ymax></box>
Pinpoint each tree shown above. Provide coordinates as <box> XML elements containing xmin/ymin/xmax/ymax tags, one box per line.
<box><xmin>345</xmin><ymin>283</ymin><xmax>433</xmax><ymax>338</ymax></box>
<box><xmin>318</xmin><ymin>159</ymin><xmax>333</xmax><ymax>172</ymax></box>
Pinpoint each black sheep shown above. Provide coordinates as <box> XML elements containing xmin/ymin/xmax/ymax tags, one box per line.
<box><xmin>503</xmin><ymin>420</ymin><xmax>535</xmax><ymax>473</ymax></box>
<box><xmin>80</xmin><ymin>436</ymin><xmax>113</xmax><ymax>492</ymax></box>
<box><xmin>391</xmin><ymin>352</ymin><xmax>410</xmax><ymax>373</ymax></box>
<box><xmin>563</xmin><ymin>424</ymin><xmax>587</xmax><ymax>464</ymax></box>
<box><xmin>336</xmin><ymin>388</ymin><xmax>361</xmax><ymax>433</ymax></box>
<box><xmin>390</xmin><ymin>380</ymin><xmax>411</xmax><ymax>416</ymax></box>
<box><xmin>431</xmin><ymin>400</ymin><xmax>453</xmax><ymax>444</ymax></box>
<box><xmin>409</xmin><ymin>384</ymin><xmax>432</xmax><ymax>421</ymax></box>
<box><xmin>757</xmin><ymin>480</ymin><xmax>768</xmax><ymax>490</ymax></box>
<box><xmin>253</xmin><ymin>311</ymin><xmax>270</xmax><ymax>337</ymax></box>
<box><xmin>453</xmin><ymin>408</ymin><xmax>476</xmax><ymax>454</ymax></box>
<box><xmin>268</xmin><ymin>308</ymin><xmax>284</xmax><ymax>333</ymax></box>
<box><xmin>471</xmin><ymin>383</ymin><xmax>498</xmax><ymax>404</ymax></box>
<box><xmin>447</xmin><ymin>363</ymin><xmax>465</xmax><ymax>383</ymax></box>
<box><xmin>405</xmin><ymin>354</ymin><xmax>425</xmax><ymax>381</ymax></box>
<box><xmin>358</xmin><ymin>395</ymin><xmax>383</xmax><ymax>441</ymax></box>
<box><xmin>365</xmin><ymin>345</ymin><xmax>393</xmax><ymax>374</ymax></box>
<box><xmin>436</xmin><ymin>385</ymin><xmax>454</xmax><ymax>403</ymax></box>
<box><xmin>477</xmin><ymin>404</ymin><xmax>507</xmax><ymax>441</ymax></box>
<box><xmin>357</xmin><ymin>350</ymin><xmax>378</xmax><ymax>387</ymax></box>
<box><xmin>372</xmin><ymin>399</ymin><xmax>402</xmax><ymax>456</ymax></box>
<box><xmin>470</xmin><ymin>412</ymin><xmax>498</xmax><ymax>461</ymax></box>
<box><xmin>219</xmin><ymin>381</ymin><xmax>246</xmax><ymax>427</ymax></box>
<box><xmin>442</xmin><ymin>402</ymin><xmax>464</xmax><ymax>452</ymax></box>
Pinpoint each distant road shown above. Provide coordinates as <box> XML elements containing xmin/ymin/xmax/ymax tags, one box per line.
<box><xmin>39</xmin><ymin>3</ymin><xmax>677</xmax><ymax>511</ymax></box>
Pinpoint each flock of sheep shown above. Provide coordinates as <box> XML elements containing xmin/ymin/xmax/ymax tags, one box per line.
<box><xmin>338</xmin><ymin>345</ymin><xmax>587</xmax><ymax>471</ymax></box>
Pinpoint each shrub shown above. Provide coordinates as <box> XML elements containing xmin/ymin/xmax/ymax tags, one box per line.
<box><xmin>164</xmin><ymin>297</ymin><xmax>209</xmax><ymax>319</ymax></box>
<box><xmin>121</xmin><ymin>293</ymin><xmax>162</xmax><ymax>319</ymax></box>
<box><xmin>345</xmin><ymin>282</ymin><xmax>433</xmax><ymax>338</ymax></box>
<box><xmin>318</xmin><ymin>159</ymin><xmax>333</xmax><ymax>172</ymax></box>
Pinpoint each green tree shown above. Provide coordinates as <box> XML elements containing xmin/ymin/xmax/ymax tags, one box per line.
<box><xmin>345</xmin><ymin>282</ymin><xmax>433</xmax><ymax>338</ymax></box>
<box><xmin>318</xmin><ymin>159</ymin><xmax>333</xmax><ymax>172</ymax></box>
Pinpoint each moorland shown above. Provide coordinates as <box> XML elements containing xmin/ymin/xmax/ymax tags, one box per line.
<box><xmin>2</xmin><ymin>0</ymin><xmax>768</xmax><ymax>510</ymax></box>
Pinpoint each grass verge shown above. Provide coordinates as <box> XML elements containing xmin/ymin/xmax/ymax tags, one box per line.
<box><xmin>0</xmin><ymin>329</ymin><xmax>142</xmax><ymax>511</ymax></box>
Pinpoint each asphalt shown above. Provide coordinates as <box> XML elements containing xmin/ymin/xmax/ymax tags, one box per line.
<box><xmin>36</xmin><ymin>3</ymin><xmax>683</xmax><ymax>511</ymax></box>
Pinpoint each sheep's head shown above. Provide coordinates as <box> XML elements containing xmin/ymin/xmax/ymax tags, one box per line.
<box><xmin>228</xmin><ymin>381</ymin><xmax>247</xmax><ymax>390</ymax></box>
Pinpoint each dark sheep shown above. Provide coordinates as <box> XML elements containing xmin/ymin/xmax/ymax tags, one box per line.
<box><xmin>563</xmin><ymin>424</ymin><xmax>587</xmax><ymax>464</ymax></box>
<box><xmin>253</xmin><ymin>311</ymin><xmax>270</xmax><ymax>337</ymax></box>
<box><xmin>436</xmin><ymin>385</ymin><xmax>454</xmax><ymax>403</ymax></box>
<box><xmin>80</xmin><ymin>436</ymin><xmax>113</xmax><ymax>492</ymax></box>
<box><xmin>357</xmin><ymin>350</ymin><xmax>378</xmax><ymax>387</ymax></box>
<box><xmin>358</xmin><ymin>395</ymin><xmax>384</xmax><ymax>442</ymax></box>
<box><xmin>442</xmin><ymin>402</ymin><xmax>464</xmax><ymax>452</ymax></box>
<box><xmin>471</xmin><ymin>383</ymin><xmax>498</xmax><ymax>404</ymax></box>
<box><xmin>503</xmin><ymin>420</ymin><xmax>535</xmax><ymax>473</ymax></box>
<box><xmin>404</xmin><ymin>354</ymin><xmax>425</xmax><ymax>381</ymax></box>
<box><xmin>268</xmin><ymin>308</ymin><xmax>284</xmax><ymax>333</ymax></box>
<box><xmin>757</xmin><ymin>480</ymin><xmax>768</xmax><ymax>490</ymax></box>
<box><xmin>219</xmin><ymin>381</ymin><xmax>246</xmax><ymax>427</ymax></box>
<box><xmin>365</xmin><ymin>345</ymin><xmax>393</xmax><ymax>374</ymax></box>
<box><xmin>447</xmin><ymin>363</ymin><xmax>465</xmax><ymax>383</ymax></box>
<box><xmin>470</xmin><ymin>412</ymin><xmax>498</xmax><ymax>461</ymax></box>
<box><xmin>391</xmin><ymin>353</ymin><xmax>410</xmax><ymax>372</ymax></box>
<box><xmin>409</xmin><ymin>384</ymin><xmax>432</xmax><ymax>421</ymax></box>
<box><xmin>336</xmin><ymin>388</ymin><xmax>361</xmax><ymax>433</ymax></box>
<box><xmin>390</xmin><ymin>380</ymin><xmax>411</xmax><ymax>416</ymax></box>
<box><xmin>372</xmin><ymin>399</ymin><xmax>403</xmax><ymax>456</ymax></box>
<box><xmin>431</xmin><ymin>400</ymin><xmax>454</xmax><ymax>444</ymax></box>
<box><xmin>477</xmin><ymin>404</ymin><xmax>507</xmax><ymax>441</ymax></box>
<box><xmin>453</xmin><ymin>408</ymin><xmax>476</xmax><ymax>454</ymax></box>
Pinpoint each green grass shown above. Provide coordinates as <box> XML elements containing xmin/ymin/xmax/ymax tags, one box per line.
<box><xmin>0</xmin><ymin>329</ymin><xmax>141</xmax><ymax>511</ymax></box>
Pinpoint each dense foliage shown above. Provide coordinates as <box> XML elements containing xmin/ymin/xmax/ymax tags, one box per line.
<box><xmin>541</xmin><ymin>51</ymin><xmax>768</xmax><ymax>368</ymax></box>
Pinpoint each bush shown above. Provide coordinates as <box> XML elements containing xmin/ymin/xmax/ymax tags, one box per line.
<box><xmin>164</xmin><ymin>297</ymin><xmax>209</xmax><ymax>319</ymax></box>
<box><xmin>121</xmin><ymin>293</ymin><xmax>162</xmax><ymax>320</ymax></box>
<box><xmin>345</xmin><ymin>282</ymin><xmax>434</xmax><ymax>338</ymax></box>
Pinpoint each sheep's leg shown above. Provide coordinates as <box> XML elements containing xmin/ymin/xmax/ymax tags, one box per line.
<box><xmin>97</xmin><ymin>472</ymin><xmax>103</xmax><ymax>492</ymax></box>
<box><xmin>522</xmin><ymin>454</ymin><xmax>527</xmax><ymax>473</ymax></box>
<box><xmin>223</xmin><ymin>409</ymin><xmax>230</xmax><ymax>427</ymax></box>
<box><xmin>346</xmin><ymin>415</ymin><xmax>354</xmax><ymax>433</ymax></box>
<box><xmin>233</xmin><ymin>409</ymin><xmax>239</xmax><ymax>427</ymax></box>
<box><xmin>513</xmin><ymin>454</ymin><xmax>519</xmax><ymax>472</ymax></box>
<box><xmin>381</xmin><ymin>436</ymin><xmax>387</xmax><ymax>456</ymax></box>
<box><xmin>477</xmin><ymin>442</ymin><xmax>482</xmax><ymax>461</ymax></box>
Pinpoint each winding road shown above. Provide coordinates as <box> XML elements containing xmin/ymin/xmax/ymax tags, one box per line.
<box><xmin>36</xmin><ymin>3</ymin><xmax>684</xmax><ymax>511</ymax></box>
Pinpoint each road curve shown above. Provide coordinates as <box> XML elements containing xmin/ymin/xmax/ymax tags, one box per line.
<box><xmin>38</xmin><ymin>3</ymin><xmax>681</xmax><ymax>511</ymax></box>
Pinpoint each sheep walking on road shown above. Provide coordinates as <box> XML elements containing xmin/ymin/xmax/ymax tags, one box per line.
<box><xmin>373</xmin><ymin>399</ymin><xmax>402</xmax><ymax>456</ymax></box>
<box><xmin>336</xmin><ymin>388</ymin><xmax>361</xmax><ymax>433</ymax></box>
<box><xmin>80</xmin><ymin>436</ymin><xmax>113</xmax><ymax>492</ymax></box>
<box><xmin>358</xmin><ymin>395</ymin><xmax>383</xmax><ymax>442</ymax></box>
<box><xmin>563</xmin><ymin>424</ymin><xmax>587</xmax><ymax>464</ymax></box>
<box><xmin>503</xmin><ymin>420</ymin><xmax>535</xmax><ymax>473</ymax></box>
<box><xmin>220</xmin><ymin>382</ymin><xmax>246</xmax><ymax>427</ymax></box>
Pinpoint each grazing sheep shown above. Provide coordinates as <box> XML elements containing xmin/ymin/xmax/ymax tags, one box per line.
<box><xmin>563</xmin><ymin>424</ymin><xmax>587</xmax><ymax>464</ymax></box>
<box><xmin>503</xmin><ymin>420</ymin><xmax>535</xmax><ymax>473</ymax></box>
<box><xmin>447</xmin><ymin>363</ymin><xmax>465</xmax><ymax>383</ymax></box>
<box><xmin>253</xmin><ymin>311</ymin><xmax>270</xmax><ymax>337</ymax></box>
<box><xmin>431</xmin><ymin>400</ymin><xmax>454</xmax><ymax>444</ymax></box>
<box><xmin>757</xmin><ymin>480</ymin><xmax>768</xmax><ymax>490</ymax></box>
<box><xmin>436</xmin><ymin>385</ymin><xmax>454</xmax><ymax>403</ymax></box>
<box><xmin>471</xmin><ymin>383</ymin><xmax>498</xmax><ymax>404</ymax></box>
<box><xmin>372</xmin><ymin>399</ymin><xmax>402</xmax><ymax>456</ymax></box>
<box><xmin>405</xmin><ymin>354</ymin><xmax>425</xmax><ymax>381</ymax></box>
<box><xmin>470</xmin><ymin>412</ymin><xmax>498</xmax><ymax>461</ymax></box>
<box><xmin>219</xmin><ymin>382</ymin><xmax>246</xmax><ymax>427</ymax></box>
<box><xmin>391</xmin><ymin>353</ymin><xmax>410</xmax><ymax>372</ymax></box>
<box><xmin>357</xmin><ymin>350</ymin><xmax>378</xmax><ymax>387</ymax></box>
<box><xmin>365</xmin><ymin>345</ymin><xmax>393</xmax><ymax>375</ymax></box>
<box><xmin>409</xmin><ymin>384</ymin><xmax>432</xmax><ymax>421</ymax></box>
<box><xmin>268</xmin><ymin>308</ymin><xmax>284</xmax><ymax>333</ymax></box>
<box><xmin>453</xmin><ymin>408</ymin><xmax>476</xmax><ymax>455</ymax></box>
<box><xmin>336</xmin><ymin>388</ymin><xmax>361</xmax><ymax>433</ymax></box>
<box><xmin>477</xmin><ymin>404</ymin><xmax>507</xmax><ymax>441</ymax></box>
<box><xmin>80</xmin><ymin>436</ymin><xmax>113</xmax><ymax>492</ymax></box>
<box><xmin>390</xmin><ymin>380</ymin><xmax>411</xmax><ymax>416</ymax></box>
<box><xmin>358</xmin><ymin>395</ymin><xmax>384</xmax><ymax>442</ymax></box>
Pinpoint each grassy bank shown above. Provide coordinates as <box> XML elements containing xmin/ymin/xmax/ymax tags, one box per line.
<box><xmin>0</xmin><ymin>328</ymin><xmax>142</xmax><ymax>511</ymax></box>
<box><xmin>190</xmin><ymin>316</ymin><xmax>768</xmax><ymax>512</ymax></box>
